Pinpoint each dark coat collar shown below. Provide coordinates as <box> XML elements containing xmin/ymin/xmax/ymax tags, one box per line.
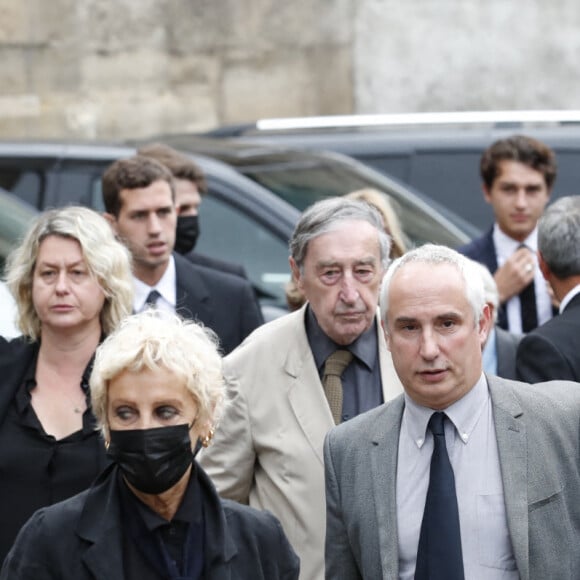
<box><xmin>76</xmin><ymin>463</ymin><xmax>237</xmax><ymax>579</ymax></box>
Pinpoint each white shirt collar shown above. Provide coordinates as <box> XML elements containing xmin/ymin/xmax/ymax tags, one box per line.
<box><xmin>493</xmin><ymin>223</ymin><xmax>538</xmax><ymax>265</ymax></box>
<box><xmin>559</xmin><ymin>283</ymin><xmax>580</xmax><ymax>314</ymax></box>
<box><xmin>403</xmin><ymin>372</ymin><xmax>488</xmax><ymax>448</ymax></box>
<box><xmin>133</xmin><ymin>255</ymin><xmax>177</xmax><ymax>312</ymax></box>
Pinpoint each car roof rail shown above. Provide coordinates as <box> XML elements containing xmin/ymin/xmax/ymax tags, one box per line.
<box><xmin>219</xmin><ymin>110</ymin><xmax>580</xmax><ymax>134</ymax></box>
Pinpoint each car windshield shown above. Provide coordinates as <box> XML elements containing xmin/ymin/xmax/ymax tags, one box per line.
<box><xmin>239</xmin><ymin>158</ymin><xmax>469</xmax><ymax>248</ymax></box>
<box><xmin>0</xmin><ymin>189</ymin><xmax>37</xmax><ymax>272</ymax></box>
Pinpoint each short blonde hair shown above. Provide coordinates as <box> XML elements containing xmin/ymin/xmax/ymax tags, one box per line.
<box><xmin>5</xmin><ymin>206</ymin><xmax>133</xmax><ymax>340</ymax></box>
<box><xmin>90</xmin><ymin>311</ymin><xmax>225</xmax><ymax>437</ymax></box>
<box><xmin>346</xmin><ymin>188</ymin><xmax>407</xmax><ymax>259</ymax></box>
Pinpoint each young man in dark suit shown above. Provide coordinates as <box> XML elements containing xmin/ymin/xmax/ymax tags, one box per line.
<box><xmin>101</xmin><ymin>155</ymin><xmax>262</xmax><ymax>354</ymax></box>
<box><xmin>458</xmin><ymin>135</ymin><xmax>556</xmax><ymax>333</ymax></box>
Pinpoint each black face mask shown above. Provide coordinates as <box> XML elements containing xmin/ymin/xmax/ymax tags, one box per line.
<box><xmin>174</xmin><ymin>215</ymin><xmax>200</xmax><ymax>255</ymax></box>
<box><xmin>107</xmin><ymin>424</ymin><xmax>194</xmax><ymax>494</ymax></box>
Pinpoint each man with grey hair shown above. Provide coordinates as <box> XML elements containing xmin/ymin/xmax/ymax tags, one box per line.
<box><xmin>471</xmin><ymin>260</ymin><xmax>521</xmax><ymax>379</ymax></box>
<box><xmin>516</xmin><ymin>195</ymin><xmax>580</xmax><ymax>382</ymax></box>
<box><xmin>325</xmin><ymin>244</ymin><xmax>580</xmax><ymax>579</ymax></box>
<box><xmin>200</xmin><ymin>197</ymin><xmax>403</xmax><ymax>580</ymax></box>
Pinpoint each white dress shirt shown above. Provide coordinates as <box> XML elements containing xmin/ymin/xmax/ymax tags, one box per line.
<box><xmin>493</xmin><ymin>224</ymin><xmax>552</xmax><ymax>333</ymax></box>
<box><xmin>133</xmin><ymin>255</ymin><xmax>177</xmax><ymax>314</ymax></box>
<box><xmin>397</xmin><ymin>375</ymin><xmax>518</xmax><ymax>579</ymax></box>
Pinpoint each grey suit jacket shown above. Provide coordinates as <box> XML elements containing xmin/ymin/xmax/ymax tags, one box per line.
<box><xmin>200</xmin><ymin>305</ymin><xmax>403</xmax><ymax>580</ymax></box>
<box><xmin>324</xmin><ymin>375</ymin><xmax>580</xmax><ymax>580</ymax></box>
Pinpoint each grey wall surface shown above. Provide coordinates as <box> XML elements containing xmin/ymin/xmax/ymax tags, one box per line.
<box><xmin>0</xmin><ymin>0</ymin><xmax>577</xmax><ymax>139</ymax></box>
<box><xmin>355</xmin><ymin>1</ymin><xmax>580</xmax><ymax>113</ymax></box>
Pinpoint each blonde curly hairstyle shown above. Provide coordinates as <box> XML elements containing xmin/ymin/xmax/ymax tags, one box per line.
<box><xmin>90</xmin><ymin>310</ymin><xmax>226</xmax><ymax>438</ymax></box>
<box><xmin>4</xmin><ymin>206</ymin><xmax>133</xmax><ymax>341</ymax></box>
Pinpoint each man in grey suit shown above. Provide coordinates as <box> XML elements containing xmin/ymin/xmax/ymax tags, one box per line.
<box><xmin>324</xmin><ymin>244</ymin><xmax>580</xmax><ymax>579</ymax></box>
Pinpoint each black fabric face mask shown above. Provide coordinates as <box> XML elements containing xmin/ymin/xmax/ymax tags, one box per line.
<box><xmin>107</xmin><ymin>424</ymin><xmax>194</xmax><ymax>494</ymax></box>
<box><xmin>174</xmin><ymin>214</ymin><xmax>200</xmax><ymax>255</ymax></box>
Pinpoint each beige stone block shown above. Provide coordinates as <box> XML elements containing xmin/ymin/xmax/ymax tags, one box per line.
<box><xmin>0</xmin><ymin>49</ymin><xmax>30</xmax><ymax>94</ymax></box>
<box><xmin>221</xmin><ymin>45</ymin><xmax>353</xmax><ymax>123</ymax></box>
<box><xmin>58</xmin><ymin>89</ymin><xmax>218</xmax><ymax>140</ymax></box>
<box><xmin>81</xmin><ymin>51</ymin><xmax>169</xmax><ymax>92</ymax></box>
<box><xmin>0</xmin><ymin>0</ymin><xmax>30</xmax><ymax>43</ymax></box>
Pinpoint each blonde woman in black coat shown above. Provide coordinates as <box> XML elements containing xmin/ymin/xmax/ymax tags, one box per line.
<box><xmin>2</xmin><ymin>311</ymin><xmax>299</xmax><ymax>580</ymax></box>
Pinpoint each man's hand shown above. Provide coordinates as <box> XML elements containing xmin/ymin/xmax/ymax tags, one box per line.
<box><xmin>494</xmin><ymin>247</ymin><xmax>535</xmax><ymax>304</ymax></box>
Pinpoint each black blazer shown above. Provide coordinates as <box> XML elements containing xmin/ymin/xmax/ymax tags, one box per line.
<box><xmin>0</xmin><ymin>337</ymin><xmax>38</xmax><ymax>427</ymax></box>
<box><xmin>516</xmin><ymin>292</ymin><xmax>580</xmax><ymax>383</ymax></box>
<box><xmin>1</xmin><ymin>464</ymin><xmax>300</xmax><ymax>580</ymax></box>
<box><xmin>173</xmin><ymin>253</ymin><xmax>263</xmax><ymax>355</ymax></box>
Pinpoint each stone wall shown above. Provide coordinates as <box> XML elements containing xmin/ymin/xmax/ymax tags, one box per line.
<box><xmin>1</xmin><ymin>0</ymin><xmax>578</xmax><ymax>139</ymax></box>
<box><xmin>0</xmin><ymin>0</ymin><xmax>354</xmax><ymax>139</ymax></box>
<box><xmin>354</xmin><ymin>1</ymin><xmax>580</xmax><ymax>113</ymax></box>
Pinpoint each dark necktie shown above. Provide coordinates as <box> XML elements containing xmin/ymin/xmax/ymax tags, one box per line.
<box><xmin>322</xmin><ymin>350</ymin><xmax>353</xmax><ymax>425</ymax></box>
<box><xmin>145</xmin><ymin>289</ymin><xmax>161</xmax><ymax>308</ymax></box>
<box><xmin>518</xmin><ymin>245</ymin><xmax>537</xmax><ymax>333</ymax></box>
<box><xmin>415</xmin><ymin>412</ymin><xmax>464</xmax><ymax>580</ymax></box>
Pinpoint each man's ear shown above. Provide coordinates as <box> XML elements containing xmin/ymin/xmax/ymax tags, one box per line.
<box><xmin>381</xmin><ymin>319</ymin><xmax>392</xmax><ymax>352</ymax></box>
<box><xmin>478</xmin><ymin>303</ymin><xmax>493</xmax><ymax>346</ymax></box>
<box><xmin>103</xmin><ymin>212</ymin><xmax>118</xmax><ymax>233</ymax></box>
<box><xmin>289</xmin><ymin>257</ymin><xmax>303</xmax><ymax>290</ymax></box>
<box><xmin>538</xmin><ymin>251</ymin><xmax>551</xmax><ymax>281</ymax></box>
<box><xmin>482</xmin><ymin>183</ymin><xmax>492</xmax><ymax>204</ymax></box>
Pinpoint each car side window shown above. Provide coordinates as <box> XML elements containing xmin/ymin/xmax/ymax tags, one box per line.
<box><xmin>0</xmin><ymin>166</ymin><xmax>43</xmax><ymax>208</ymax></box>
<box><xmin>195</xmin><ymin>194</ymin><xmax>291</xmax><ymax>309</ymax></box>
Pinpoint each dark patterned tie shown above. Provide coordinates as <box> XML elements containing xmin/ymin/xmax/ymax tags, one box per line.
<box><xmin>518</xmin><ymin>244</ymin><xmax>537</xmax><ymax>333</ymax></box>
<box><xmin>145</xmin><ymin>289</ymin><xmax>161</xmax><ymax>309</ymax></box>
<box><xmin>322</xmin><ymin>350</ymin><xmax>353</xmax><ymax>425</ymax></box>
<box><xmin>415</xmin><ymin>412</ymin><xmax>464</xmax><ymax>580</ymax></box>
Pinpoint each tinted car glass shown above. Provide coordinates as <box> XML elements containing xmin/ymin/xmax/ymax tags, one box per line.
<box><xmin>220</xmin><ymin>122</ymin><xmax>580</xmax><ymax>231</ymax></box>
<box><xmin>0</xmin><ymin>189</ymin><xmax>38</xmax><ymax>273</ymax></box>
<box><xmin>150</xmin><ymin>136</ymin><xmax>477</xmax><ymax>248</ymax></box>
<box><xmin>0</xmin><ymin>143</ymin><xmax>298</xmax><ymax>313</ymax></box>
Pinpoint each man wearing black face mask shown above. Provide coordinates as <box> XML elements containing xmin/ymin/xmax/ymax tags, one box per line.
<box><xmin>138</xmin><ymin>143</ymin><xmax>249</xmax><ymax>280</ymax></box>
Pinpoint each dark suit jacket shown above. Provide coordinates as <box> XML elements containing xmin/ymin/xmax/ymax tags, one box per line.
<box><xmin>495</xmin><ymin>326</ymin><xmax>522</xmax><ymax>380</ymax></box>
<box><xmin>1</xmin><ymin>463</ymin><xmax>299</xmax><ymax>580</ymax></box>
<box><xmin>458</xmin><ymin>228</ymin><xmax>509</xmax><ymax>328</ymax></box>
<box><xmin>173</xmin><ymin>252</ymin><xmax>263</xmax><ymax>355</ymax></box>
<box><xmin>516</xmin><ymin>292</ymin><xmax>580</xmax><ymax>382</ymax></box>
<box><xmin>186</xmin><ymin>251</ymin><xmax>248</xmax><ymax>279</ymax></box>
<box><xmin>324</xmin><ymin>375</ymin><xmax>580</xmax><ymax>579</ymax></box>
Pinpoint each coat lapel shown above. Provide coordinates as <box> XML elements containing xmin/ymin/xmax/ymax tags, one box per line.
<box><xmin>488</xmin><ymin>376</ymin><xmax>529</xmax><ymax>580</ymax></box>
<box><xmin>370</xmin><ymin>398</ymin><xmax>404</xmax><ymax>578</ymax></box>
<box><xmin>76</xmin><ymin>466</ymin><xmax>127</xmax><ymax>580</ymax></box>
<box><xmin>285</xmin><ymin>307</ymin><xmax>334</xmax><ymax>465</ymax></box>
<box><xmin>174</xmin><ymin>252</ymin><xmax>213</xmax><ymax>326</ymax></box>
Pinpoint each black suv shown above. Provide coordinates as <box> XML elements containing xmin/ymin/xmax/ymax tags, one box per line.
<box><xmin>0</xmin><ymin>137</ymin><xmax>475</xmax><ymax>314</ymax></box>
<box><xmin>207</xmin><ymin>111</ymin><xmax>580</xmax><ymax>231</ymax></box>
